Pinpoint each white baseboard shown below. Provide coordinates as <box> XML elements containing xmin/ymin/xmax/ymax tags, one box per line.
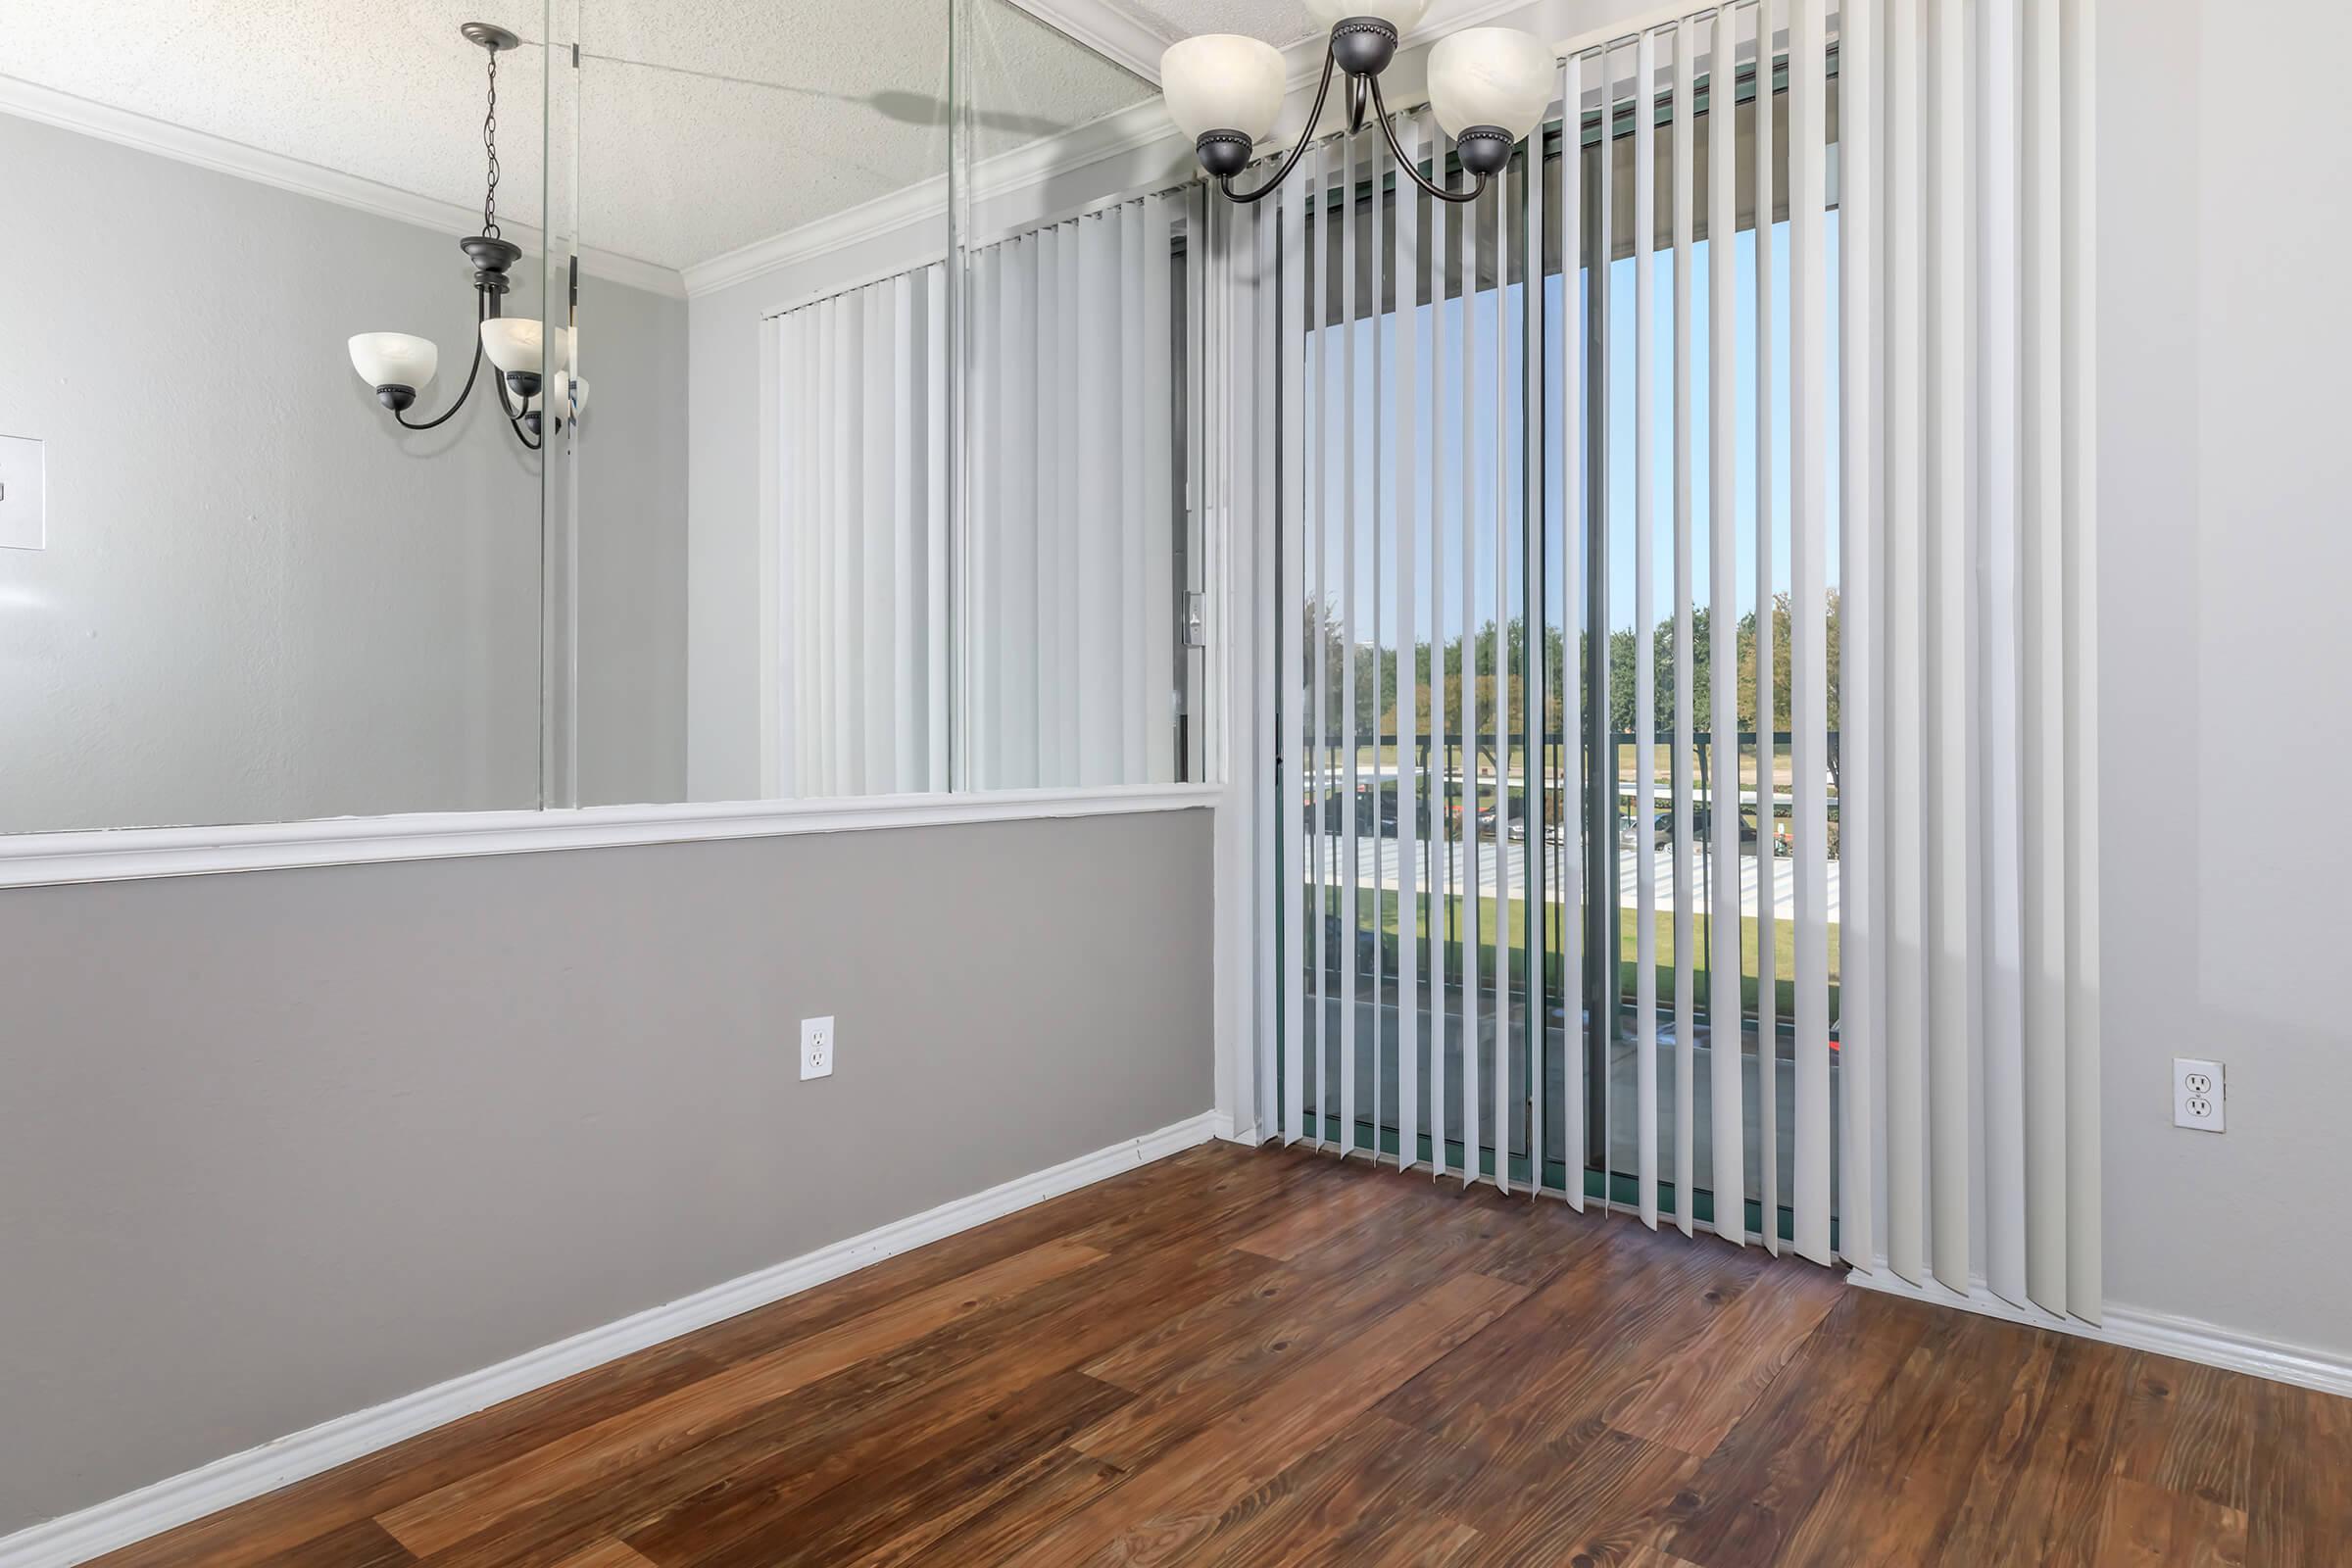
<box><xmin>1847</xmin><ymin>1262</ymin><xmax>2352</xmax><ymax>1399</ymax></box>
<box><xmin>0</xmin><ymin>1110</ymin><xmax>1220</xmax><ymax>1568</ymax></box>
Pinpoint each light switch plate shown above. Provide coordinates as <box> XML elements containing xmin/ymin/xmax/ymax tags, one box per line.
<box><xmin>0</xmin><ymin>434</ymin><xmax>46</xmax><ymax>551</ymax></box>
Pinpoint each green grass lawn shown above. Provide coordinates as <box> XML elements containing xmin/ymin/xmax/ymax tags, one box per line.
<box><xmin>1315</xmin><ymin>886</ymin><xmax>1839</xmax><ymax>1019</ymax></box>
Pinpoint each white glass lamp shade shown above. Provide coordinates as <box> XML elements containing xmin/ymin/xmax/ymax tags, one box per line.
<box><xmin>480</xmin><ymin>317</ymin><xmax>550</xmax><ymax>375</ymax></box>
<box><xmin>1302</xmin><ymin>0</ymin><xmax>1429</xmax><ymax>29</ymax></box>
<box><xmin>552</xmin><ymin>369</ymin><xmax>589</xmax><ymax>418</ymax></box>
<box><xmin>1427</xmin><ymin>27</ymin><xmax>1556</xmax><ymax>143</ymax></box>
<box><xmin>1160</xmin><ymin>34</ymin><xmax>1287</xmax><ymax>142</ymax></box>
<box><xmin>347</xmin><ymin>332</ymin><xmax>437</xmax><ymax>390</ymax></box>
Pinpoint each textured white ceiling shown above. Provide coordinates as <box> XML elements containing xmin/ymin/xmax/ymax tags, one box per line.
<box><xmin>2</xmin><ymin>0</ymin><xmax>1152</xmax><ymax>272</ymax></box>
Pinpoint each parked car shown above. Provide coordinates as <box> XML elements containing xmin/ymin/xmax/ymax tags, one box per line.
<box><xmin>1620</xmin><ymin>810</ymin><xmax>1674</xmax><ymax>849</ymax></box>
<box><xmin>1621</xmin><ymin>808</ymin><xmax>1762</xmax><ymax>851</ymax></box>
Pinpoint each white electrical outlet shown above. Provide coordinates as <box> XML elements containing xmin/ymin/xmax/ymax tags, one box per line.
<box><xmin>800</xmin><ymin>1015</ymin><xmax>835</xmax><ymax>1081</ymax></box>
<box><xmin>2173</xmin><ymin>1056</ymin><xmax>2224</xmax><ymax>1132</ymax></box>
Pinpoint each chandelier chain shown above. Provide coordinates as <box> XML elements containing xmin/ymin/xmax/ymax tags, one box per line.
<box><xmin>481</xmin><ymin>45</ymin><xmax>502</xmax><ymax>239</ymax></box>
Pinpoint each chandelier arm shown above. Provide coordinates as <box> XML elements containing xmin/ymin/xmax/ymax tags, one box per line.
<box><xmin>1369</xmin><ymin>75</ymin><xmax>1489</xmax><ymax>206</ymax></box>
<box><xmin>1217</xmin><ymin>46</ymin><xmax>1340</xmax><ymax>205</ymax></box>
<box><xmin>491</xmin><ymin>369</ymin><xmax>544</xmax><ymax>451</ymax></box>
<box><xmin>393</xmin><ymin>292</ymin><xmax>492</xmax><ymax>431</ymax></box>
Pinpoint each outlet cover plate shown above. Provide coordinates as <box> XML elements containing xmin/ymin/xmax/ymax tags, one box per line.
<box><xmin>2174</xmin><ymin>1056</ymin><xmax>2225</xmax><ymax>1132</ymax></box>
<box><xmin>800</xmin><ymin>1015</ymin><xmax>834</xmax><ymax>1081</ymax></box>
<box><xmin>0</xmin><ymin>434</ymin><xmax>45</xmax><ymax>551</ymax></box>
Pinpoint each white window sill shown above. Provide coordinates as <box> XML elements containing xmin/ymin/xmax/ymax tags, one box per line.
<box><xmin>0</xmin><ymin>784</ymin><xmax>1222</xmax><ymax>889</ymax></box>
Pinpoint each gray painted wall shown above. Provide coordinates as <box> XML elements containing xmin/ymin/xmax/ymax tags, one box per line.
<box><xmin>0</xmin><ymin>808</ymin><xmax>1214</xmax><ymax>1535</ymax></box>
<box><xmin>575</xmin><ymin>274</ymin><xmax>692</xmax><ymax>808</ymax></box>
<box><xmin>0</xmin><ymin>112</ymin><xmax>689</xmax><ymax>831</ymax></box>
<box><xmin>2096</xmin><ymin>0</ymin><xmax>2352</xmax><ymax>1357</ymax></box>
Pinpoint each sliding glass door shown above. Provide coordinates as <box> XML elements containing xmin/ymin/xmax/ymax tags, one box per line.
<box><xmin>1273</xmin><ymin>5</ymin><xmax>1843</xmax><ymax>1253</ymax></box>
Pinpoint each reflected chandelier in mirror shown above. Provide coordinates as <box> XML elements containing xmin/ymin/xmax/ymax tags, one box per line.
<box><xmin>344</xmin><ymin>22</ymin><xmax>582</xmax><ymax>451</ymax></box>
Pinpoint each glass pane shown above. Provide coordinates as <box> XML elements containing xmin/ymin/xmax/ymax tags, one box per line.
<box><xmin>2</xmin><ymin>5</ymin><xmax>561</xmax><ymax>833</ymax></box>
<box><xmin>568</xmin><ymin>1</ymin><xmax>956</xmax><ymax>804</ymax></box>
<box><xmin>952</xmin><ymin>0</ymin><xmax>1188</xmax><ymax>791</ymax></box>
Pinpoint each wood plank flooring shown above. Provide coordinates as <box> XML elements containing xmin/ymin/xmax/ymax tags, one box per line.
<box><xmin>88</xmin><ymin>1143</ymin><xmax>2345</xmax><ymax>1566</ymax></box>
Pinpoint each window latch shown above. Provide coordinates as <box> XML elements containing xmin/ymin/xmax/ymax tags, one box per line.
<box><xmin>1183</xmin><ymin>591</ymin><xmax>1207</xmax><ymax>649</ymax></box>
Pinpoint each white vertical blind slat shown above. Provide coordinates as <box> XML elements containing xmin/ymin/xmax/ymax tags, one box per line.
<box><xmin>1459</xmin><ymin>123</ymin><xmax>1483</xmax><ymax>1189</ymax></box>
<box><xmin>2019</xmin><ymin>0</ymin><xmax>2067</xmax><ymax>1313</ymax></box>
<box><xmin>926</xmin><ymin>265</ymin><xmax>949</xmax><ymax>792</ymax></box>
<box><xmin>1340</xmin><ymin>127</ymin><xmax>1362</xmax><ymax>1161</ymax></box>
<box><xmin>1634</xmin><ymin>25</ymin><xmax>1661</xmax><ymax>1230</ymax></box>
<box><xmin>1671</xmin><ymin>16</ymin><xmax>1697</xmax><ymax>1239</ymax></box>
<box><xmin>1430</xmin><ymin>131</ymin><xmax>1452</xmax><ymax>1182</ymax></box>
<box><xmin>1492</xmin><ymin>148</ymin><xmax>1512</xmax><ymax>1197</ymax></box>
<box><xmin>1005</xmin><ymin>236</ymin><xmax>1041</xmax><ymax>788</ymax></box>
<box><xmin>1789</xmin><ymin>0</ymin><xmax>1833</xmax><ymax>1267</ymax></box>
<box><xmin>865</xmin><ymin>281</ymin><xmax>889</xmax><ymax>789</ymax></box>
<box><xmin>1594</xmin><ymin>37</ymin><xmax>1616</xmax><ymax>1215</ymax></box>
<box><xmin>1523</xmin><ymin>99</ymin><xmax>1545</xmax><ymax>1199</ymax></box>
<box><xmin>1070</xmin><ymin>216</ymin><xmax>1113</xmax><ymax>783</ymax></box>
<box><xmin>1119</xmin><ymin>208</ymin><xmax>1148</xmax><ymax>782</ymax></box>
<box><xmin>782</xmin><ymin>313</ymin><xmax>803</xmax><ymax>794</ymax></box>
<box><xmin>1884</xmin><ymin>0</ymin><xmax>1928</xmax><ymax>1284</ymax></box>
<box><xmin>1751</xmin><ymin>0</ymin><xmax>1781</xmax><ymax>1256</ymax></box>
<box><xmin>1253</xmin><ymin>197</ymin><xmax>1281</xmax><ymax>1139</ymax></box>
<box><xmin>1838</xmin><ymin>0</ymin><xmax>1881</xmax><ymax>1269</ymax></box>
<box><xmin>834</xmin><ymin>295</ymin><xmax>862</xmax><ymax>794</ymax></box>
<box><xmin>1928</xmin><ymin>0</ymin><xmax>1975</xmax><ymax>1294</ymax></box>
<box><xmin>1284</xmin><ymin>155</ymin><xmax>1309</xmax><ymax>1147</ymax></box>
<box><xmin>1370</xmin><ymin>122</ymin><xmax>1390</xmax><ymax>1163</ymax></box>
<box><xmin>1978</xmin><ymin>0</ymin><xmax>2030</xmax><ymax>1307</ymax></box>
<box><xmin>1057</xmin><ymin>222</ymin><xmax>1085</xmax><ymax>784</ymax></box>
<box><xmin>1705</xmin><ymin>10</ymin><xmax>1746</xmax><ymax>1246</ymax></box>
<box><xmin>1560</xmin><ymin>52</ymin><xmax>1589</xmax><ymax>1212</ymax></box>
<box><xmin>1309</xmin><ymin>148</ymin><xmax>1331</xmax><ymax>1149</ymax></box>
<box><xmin>1145</xmin><ymin>195</ymin><xmax>1178</xmax><ymax>786</ymax></box>
<box><xmin>1396</xmin><ymin>111</ymin><xmax>1424</xmax><ymax>1171</ymax></box>
<box><xmin>2060</xmin><ymin>0</ymin><xmax>2101</xmax><ymax>1323</ymax></box>
<box><xmin>892</xmin><ymin>274</ymin><xmax>919</xmax><ymax>792</ymax></box>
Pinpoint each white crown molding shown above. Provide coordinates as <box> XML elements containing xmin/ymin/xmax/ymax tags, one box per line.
<box><xmin>0</xmin><ymin>1111</ymin><xmax>1220</xmax><ymax>1568</ymax></box>
<box><xmin>0</xmin><ymin>74</ymin><xmax>686</xmax><ymax>300</ymax></box>
<box><xmin>1002</xmin><ymin>0</ymin><xmax>1180</xmax><ymax>84</ymax></box>
<box><xmin>0</xmin><ymin>783</ymin><xmax>1218</xmax><ymax>890</ymax></box>
<box><xmin>1848</xmin><ymin>1262</ymin><xmax>2352</xmax><ymax>1400</ymax></box>
<box><xmin>682</xmin><ymin>90</ymin><xmax>1191</xmax><ymax>297</ymax></box>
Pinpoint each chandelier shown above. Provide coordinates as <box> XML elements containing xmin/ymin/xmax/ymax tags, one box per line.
<box><xmin>344</xmin><ymin>23</ymin><xmax>585</xmax><ymax>450</ymax></box>
<box><xmin>1161</xmin><ymin>2</ymin><xmax>1554</xmax><ymax>206</ymax></box>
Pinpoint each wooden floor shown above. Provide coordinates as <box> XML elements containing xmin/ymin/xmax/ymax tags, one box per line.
<box><xmin>93</xmin><ymin>1143</ymin><xmax>2346</xmax><ymax>1567</ymax></box>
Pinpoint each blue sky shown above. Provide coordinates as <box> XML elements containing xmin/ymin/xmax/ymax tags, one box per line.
<box><xmin>1310</xmin><ymin>211</ymin><xmax>1842</xmax><ymax>649</ymax></box>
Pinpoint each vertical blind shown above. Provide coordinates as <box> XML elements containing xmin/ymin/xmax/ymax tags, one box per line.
<box><xmin>1252</xmin><ymin>0</ymin><xmax>2097</xmax><ymax>1310</ymax></box>
<box><xmin>964</xmin><ymin>190</ymin><xmax>1186</xmax><ymax>790</ymax></box>
<box><xmin>1866</xmin><ymin>0</ymin><xmax>2101</xmax><ymax>1318</ymax></box>
<box><xmin>771</xmin><ymin>264</ymin><xmax>951</xmax><ymax>799</ymax></box>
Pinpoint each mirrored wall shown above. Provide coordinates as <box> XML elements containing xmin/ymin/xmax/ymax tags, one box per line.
<box><xmin>0</xmin><ymin>0</ymin><xmax>1197</xmax><ymax>839</ymax></box>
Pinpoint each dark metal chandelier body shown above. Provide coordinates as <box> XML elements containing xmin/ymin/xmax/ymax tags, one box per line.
<box><xmin>1163</xmin><ymin>10</ymin><xmax>1554</xmax><ymax>213</ymax></box>
<box><xmin>347</xmin><ymin>24</ymin><xmax>570</xmax><ymax>451</ymax></box>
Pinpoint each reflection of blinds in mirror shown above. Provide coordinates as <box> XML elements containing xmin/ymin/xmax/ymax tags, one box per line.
<box><xmin>771</xmin><ymin>264</ymin><xmax>950</xmax><ymax>798</ymax></box>
<box><xmin>965</xmin><ymin>191</ymin><xmax>1183</xmax><ymax>790</ymax></box>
